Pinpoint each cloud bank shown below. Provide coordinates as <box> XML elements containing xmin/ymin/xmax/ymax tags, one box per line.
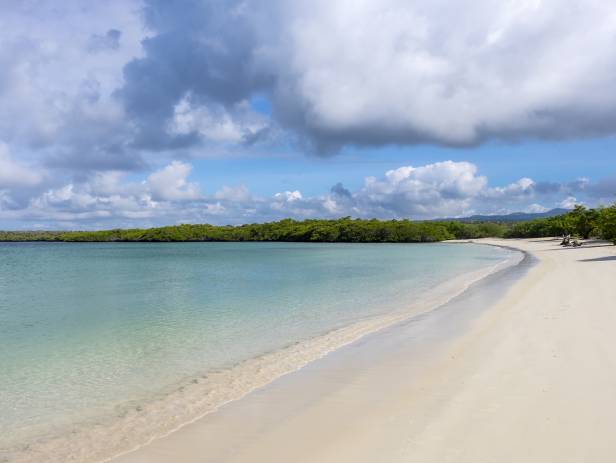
<box><xmin>117</xmin><ymin>0</ymin><xmax>616</xmax><ymax>153</ymax></box>
<box><xmin>3</xmin><ymin>0</ymin><xmax>616</xmax><ymax>162</ymax></box>
<box><xmin>2</xmin><ymin>160</ymin><xmax>612</xmax><ymax>230</ymax></box>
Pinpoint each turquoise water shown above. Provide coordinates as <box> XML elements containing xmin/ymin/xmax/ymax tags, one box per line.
<box><xmin>0</xmin><ymin>242</ymin><xmax>512</xmax><ymax>451</ymax></box>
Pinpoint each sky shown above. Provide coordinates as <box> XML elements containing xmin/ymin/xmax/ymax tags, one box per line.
<box><xmin>0</xmin><ymin>0</ymin><xmax>615</xmax><ymax>230</ymax></box>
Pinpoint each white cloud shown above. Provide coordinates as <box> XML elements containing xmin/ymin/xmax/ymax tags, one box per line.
<box><xmin>271</xmin><ymin>190</ymin><xmax>305</xmax><ymax>212</ymax></box>
<box><xmin>354</xmin><ymin>161</ymin><xmax>487</xmax><ymax>217</ymax></box>
<box><xmin>263</xmin><ymin>0</ymin><xmax>616</xmax><ymax>148</ymax></box>
<box><xmin>559</xmin><ymin>196</ymin><xmax>579</xmax><ymax>209</ymax></box>
<box><xmin>484</xmin><ymin>177</ymin><xmax>536</xmax><ymax>199</ymax></box>
<box><xmin>274</xmin><ymin>190</ymin><xmax>303</xmax><ymax>202</ymax></box>
<box><xmin>168</xmin><ymin>96</ymin><xmax>268</xmax><ymax>144</ymax></box>
<box><xmin>0</xmin><ymin>159</ymin><xmax>611</xmax><ymax>229</ymax></box>
<box><xmin>145</xmin><ymin>161</ymin><xmax>202</xmax><ymax>201</ymax></box>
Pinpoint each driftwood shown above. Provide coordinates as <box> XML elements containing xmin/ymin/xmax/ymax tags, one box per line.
<box><xmin>559</xmin><ymin>235</ymin><xmax>583</xmax><ymax>247</ymax></box>
<box><xmin>560</xmin><ymin>234</ymin><xmax>583</xmax><ymax>247</ymax></box>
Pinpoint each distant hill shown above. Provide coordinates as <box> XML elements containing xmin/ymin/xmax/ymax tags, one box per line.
<box><xmin>436</xmin><ymin>208</ymin><xmax>570</xmax><ymax>223</ymax></box>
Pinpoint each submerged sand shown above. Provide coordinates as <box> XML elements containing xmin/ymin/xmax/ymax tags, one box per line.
<box><xmin>111</xmin><ymin>238</ymin><xmax>616</xmax><ymax>463</ymax></box>
<box><xmin>7</xmin><ymin>244</ymin><xmax>516</xmax><ymax>463</ymax></box>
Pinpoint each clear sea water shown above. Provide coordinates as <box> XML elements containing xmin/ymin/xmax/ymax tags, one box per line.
<box><xmin>0</xmin><ymin>241</ymin><xmax>512</xmax><ymax>452</ymax></box>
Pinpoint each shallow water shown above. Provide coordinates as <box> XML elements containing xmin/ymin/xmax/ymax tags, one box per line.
<box><xmin>109</xmin><ymin>249</ymin><xmax>534</xmax><ymax>463</ymax></box>
<box><xmin>0</xmin><ymin>241</ymin><xmax>514</xmax><ymax>455</ymax></box>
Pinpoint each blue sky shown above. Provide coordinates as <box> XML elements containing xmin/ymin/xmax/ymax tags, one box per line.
<box><xmin>190</xmin><ymin>138</ymin><xmax>616</xmax><ymax>197</ymax></box>
<box><xmin>0</xmin><ymin>0</ymin><xmax>615</xmax><ymax>229</ymax></box>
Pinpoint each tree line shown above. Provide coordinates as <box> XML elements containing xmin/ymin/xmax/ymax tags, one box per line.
<box><xmin>504</xmin><ymin>204</ymin><xmax>616</xmax><ymax>243</ymax></box>
<box><xmin>1</xmin><ymin>203</ymin><xmax>615</xmax><ymax>244</ymax></box>
<box><xmin>0</xmin><ymin>218</ymin><xmax>506</xmax><ymax>243</ymax></box>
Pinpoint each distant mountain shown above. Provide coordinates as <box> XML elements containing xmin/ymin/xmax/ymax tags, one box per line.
<box><xmin>436</xmin><ymin>208</ymin><xmax>570</xmax><ymax>223</ymax></box>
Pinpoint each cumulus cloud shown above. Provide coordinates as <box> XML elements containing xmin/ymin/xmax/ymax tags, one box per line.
<box><xmin>4</xmin><ymin>160</ymin><xmax>610</xmax><ymax>230</ymax></box>
<box><xmin>3</xmin><ymin>163</ymin><xmax>197</xmax><ymax>226</ymax></box>
<box><xmin>4</xmin><ymin>0</ymin><xmax>616</xmax><ymax>162</ymax></box>
<box><xmin>109</xmin><ymin>0</ymin><xmax>616</xmax><ymax>153</ymax></box>
<box><xmin>168</xmin><ymin>96</ymin><xmax>269</xmax><ymax>144</ymax></box>
<box><xmin>145</xmin><ymin>161</ymin><xmax>202</xmax><ymax>201</ymax></box>
<box><xmin>352</xmin><ymin>161</ymin><xmax>487</xmax><ymax>217</ymax></box>
<box><xmin>484</xmin><ymin>177</ymin><xmax>536</xmax><ymax>199</ymax></box>
<box><xmin>559</xmin><ymin>196</ymin><xmax>579</xmax><ymax>209</ymax></box>
<box><xmin>117</xmin><ymin>0</ymin><xmax>272</xmax><ymax>150</ymax></box>
<box><xmin>273</xmin><ymin>190</ymin><xmax>303</xmax><ymax>203</ymax></box>
<box><xmin>271</xmin><ymin>0</ymin><xmax>616</xmax><ymax>150</ymax></box>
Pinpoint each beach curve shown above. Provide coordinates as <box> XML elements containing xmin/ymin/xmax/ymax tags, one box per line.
<box><xmin>5</xmin><ymin>242</ymin><xmax>520</xmax><ymax>463</ymax></box>
<box><xmin>109</xmin><ymin>237</ymin><xmax>616</xmax><ymax>463</ymax></box>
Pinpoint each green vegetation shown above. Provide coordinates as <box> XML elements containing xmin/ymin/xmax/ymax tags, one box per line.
<box><xmin>505</xmin><ymin>204</ymin><xmax>616</xmax><ymax>244</ymax></box>
<box><xmin>596</xmin><ymin>204</ymin><xmax>616</xmax><ymax>244</ymax></box>
<box><xmin>2</xmin><ymin>203</ymin><xmax>615</xmax><ymax>244</ymax></box>
<box><xmin>0</xmin><ymin>218</ymin><xmax>504</xmax><ymax>243</ymax></box>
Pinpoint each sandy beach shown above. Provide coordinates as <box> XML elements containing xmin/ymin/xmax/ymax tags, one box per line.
<box><xmin>109</xmin><ymin>237</ymin><xmax>616</xmax><ymax>463</ymax></box>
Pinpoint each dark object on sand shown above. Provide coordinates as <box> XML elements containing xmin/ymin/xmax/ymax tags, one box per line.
<box><xmin>559</xmin><ymin>235</ymin><xmax>583</xmax><ymax>247</ymax></box>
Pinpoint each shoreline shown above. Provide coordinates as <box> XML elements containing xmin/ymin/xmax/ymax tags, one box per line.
<box><xmin>103</xmin><ymin>242</ymin><xmax>523</xmax><ymax>463</ymax></box>
<box><xmin>108</xmin><ymin>237</ymin><xmax>616</xmax><ymax>463</ymax></box>
<box><xmin>4</xmin><ymin>243</ymin><xmax>520</xmax><ymax>463</ymax></box>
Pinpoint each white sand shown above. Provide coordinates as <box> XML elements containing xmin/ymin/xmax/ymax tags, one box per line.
<box><xmin>113</xmin><ymin>238</ymin><xmax>616</xmax><ymax>463</ymax></box>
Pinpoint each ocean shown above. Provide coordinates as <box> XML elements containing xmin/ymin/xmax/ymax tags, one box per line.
<box><xmin>0</xmin><ymin>241</ymin><xmax>515</xmax><ymax>461</ymax></box>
